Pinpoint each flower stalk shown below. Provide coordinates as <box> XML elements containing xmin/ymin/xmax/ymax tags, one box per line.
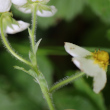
<box><xmin>29</xmin><ymin>5</ymin><xmax>55</xmax><ymax>110</ymax></box>
<box><xmin>31</xmin><ymin>4</ymin><xmax>37</xmax><ymax>53</ymax></box>
<box><xmin>49</xmin><ymin>72</ymin><xmax>85</xmax><ymax>93</ymax></box>
<box><xmin>0</xmin><ymin>0</ymin><xmax>57</xmax><ymax>110</ymax></box>
<box><xmin>0</xmin><ymin>17</ymin><xmax>32</xmax><ymax>67</ymax></box>
<box><xmin>37</xmin><ymin>71</ymin><xmax>55</xmax><ymax>110</ymax></box>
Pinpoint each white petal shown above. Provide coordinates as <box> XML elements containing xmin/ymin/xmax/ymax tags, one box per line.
<box><xmin>15</xmin><ymin>6</ymin><xmax>31</xmax><ymax>13</ymax></box>
<box><xmin>93</xmin><ymin>71</ymin><xmax>106</xmax><ymax>93</ymax></box>
<box><xmin>6</xmin><ymin>21</ymin><xmax>30</xmax><ymax>34</ymax></box>
<box><xmin>65</xmin><ymin>42</ymin><xmax>91</xmax><ymax>57</ymax></box>
<box><xmin>72</xmin><ymin>57</ymin><xmax>104</xmax><ymax>77</ymax></box>
<box><xmin>37</xmin><ymin>6</ymin><xmax>57</xmax><ymax>17</ymax></box>
<box><xmin>73</xmin><ymin>58</ymin><xmax>80</xmax><ymax>68</ymax></box>
<box><xmin>34</xmin><ymin>0</ymin><xmax>50</xmax><ymax>2</ymax></box>
<box><xmin>73</xmin><ymin>57</ymin><xmax>106</xmax><ymax>93</ymax></box>
<box><xmin>43</xmin><ymin>0</ymin><xmax>50</xmax><ymax>2</ymax></box>
<box><xmin>32</xmin><ymin>0</ymin><xmax>37</xmax><ymax>1</ymax></box>
<box><xmin>11</xmin><ymin>0</ymin><xmax>27</xmax><ymax>6</ymax></box>
<box><xmin>0</xmin><ymin>0</ymin><xmax>11</xmax><ymax>12</ymax></box>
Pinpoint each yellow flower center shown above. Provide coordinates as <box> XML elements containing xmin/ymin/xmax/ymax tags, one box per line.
<box><xmin>92</xmin><ymin>50</ymin><xmax>109</xmax><ymax>70</ymax></box>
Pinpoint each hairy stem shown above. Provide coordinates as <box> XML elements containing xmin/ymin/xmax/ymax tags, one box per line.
<box><xmin>30</xmin><ymin>5</ymin><xmax>55</xmax><ymax>110</ymax></box>
<box><xmin>0</xmin><ymin>18</ymin><xmax>32</xmax><ymax>66</ymax></box>
<box><xmin>37</xmin><ymin>72</ymin><xmax>55</xmax><ymax>110</ymax></box>
<box><xmin>49</xmin><ymin>72</ymin><xmax>85</xmax><ymax>93</ymax></box>
<box><xmin>31</xmin><ymin>4</ymin><xmax>37</xmax><ymax>53</ymax></box>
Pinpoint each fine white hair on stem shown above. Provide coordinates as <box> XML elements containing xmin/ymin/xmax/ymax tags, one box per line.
<box><xmin>0</xmin><ymin>0</ymin><xmax>12</xmax><ymax>12</ymax></box>
<box><xmin>0</xmin><ymin>34</ymin><xmax>29</xmax><ymax>62</ymax></box>
<box><xmin>51</xmin><ymin>72</ymin><xmax>85</xmax><ymax>93</ymax></box>
<box><xmin>31</xmin><ymin>12</ymin><xmax>37</xmax><ymax>44</ymax></box>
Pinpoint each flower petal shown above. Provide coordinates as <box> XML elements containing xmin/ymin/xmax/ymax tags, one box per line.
<box><xmin>37</xmin><ymin>6</ymin><xmax>57</xmax><ymax>17</ymax></box>
<box><xmin>11</xmin><ymin>0</ymin><xmax>27</xmax><ymax>6</ymax></box>
<box><xmin>43</xmin><ymin>0</ymin><xmax>50</xmax><ymax>2</ymax></box>
<box><xmin>64</xmin><ymin>42</ymin><xmax>91</xmax><ymax>57</ymax></box>
<box><xmin>72</xmin><ymin>57</ymin><xmax>104</xmax><ymax>77</ymax></box>
<box><xmin>6</xmin><ymin>21</ymin><xmax>30</xmax><ymax>34</ymax></box>
<box><xmin>34</xmin><ymin>0</ymin><xmax>50</xmax><ymax>2</ymax></box>
<box><xmin>14</xmin><ymin>6</ymin><xmax>31</xmax><ymax>13</ymax></box>
<box><xmin>93</xmin><ymin>71</ymin><xmax>106</xmax><ymax>93</ymax></box>
<box><xmin>73</xmin><ymin>57</ymin><xmax>106</xmax><ymax>93</ymax></box>
<box><xmin>0</xmin><ymin>0</ymin><xmax>11</xmax><ymax>12</ymax></box>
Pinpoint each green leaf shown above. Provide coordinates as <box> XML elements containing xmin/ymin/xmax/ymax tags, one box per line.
<box><xmin>0</xmin><ymin>90</ymin><xmax>41</xmax><ymax>110</ymax></box>
<box><xmin>29</xmin><ymin>51</ymin><xmax>36</xmax><ymax>65</ymax></box>
<box><xmin>28</xmin><ymin>28</ymin><xmax>32</xmax><ymax>39</ymax></box>
<box><xmin>37</xmin><ymin>0</ymin><xmax>85</xmax><ymax>28</ymax></box>
<box><xmin>86</xmin><ymin>0</ymin><xmax>110</xmax><ymax>23</ymax></box>
<box><xmin>74</xmin><ymin>78</ymin><xmax>106</xmax><ymax>110</ymax></box>
<box><xmin>106</xmin><ymin>29</ymin><xmax>110</xmax><ymax>41</ymax></box>
<box><xmin>34</xmin><ymin>38</ymin><xmax>42</xmax><ymax>54</ymax></box>
<box><xmin>0</xmin><ymin>52</ymin><xmax>54</xmax><ymax>109</ymax></box>
<box><xmin>54</xmin><ymin>0</ymin><xmax>84</xmax><ymax>20</ymax></box>
<box><xmin>54</xmin><ymin>88</ymin><xmax>97</xmax><ymax>110</ymax></box>
<box><xmin>14</xmin><ymin>66</ymin><xmax>29</xmax><ymax>74</ymax></box>
<box><xmin>28</xmin><ymin>69</ymin><xmax>38</xmax><ymax>79</ymax></box>
<box><xmin>14</xmin><ymin>66</ymin><xmax>38</xmax><ymax>79</ymax></box>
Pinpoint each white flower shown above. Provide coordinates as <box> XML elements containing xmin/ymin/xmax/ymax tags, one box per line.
<box><xmin>0</xmin><ymin>0</ymin><xmax>30</xmax><ymax>34</ymax></box>
<box><xmin>11</xmin><ymin>0</ymin><xmax>57</xmax><ymax>17</ymax></box>
<box><xmin>0</xmin><ymin>0</ymin><xmax>11</xmax><ymax>12</ymax></box>
<box><xmin>64</xmin><ymin>42</ymin><xmax>109</xmax><ymax>93</ymax></box>
<box><xmin>6</xmin><ymin>21</ymin><xmax>30</xmax><ymax>34</ymax></box>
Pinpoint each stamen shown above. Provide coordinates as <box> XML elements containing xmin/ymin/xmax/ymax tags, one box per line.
<box><xmin>92</xmin><ymin>50</ymin><xmax>109</xmax><ymax>70</ymax></box>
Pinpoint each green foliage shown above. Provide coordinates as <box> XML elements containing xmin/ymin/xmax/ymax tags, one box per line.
<box><xmin>54</xmin><ymin>89</ymin><xmax>98</xmax><ymax>110</ymax></box>
<box><xmin>11</xmin><ymin>0</ymin><xmax>110</xmax><ymax>28</ymax></box>
<box><xmin>74</xmin><ymin>78</ymin><xmax>106</xmax><ymax>110</ymax></box>
<box><xmin>0</xmin><ymin>90</ymin><xmax>41</xmax><ymax>110</ymax></box>
<box><xmin>38</xmin><ymin>0</ymin><xmax>85</xmax><ymax>28</ymax></box>
<box><xmin>53</xmin><ymin>77</ymin><xmax>106</xmax><ymax>110</ymax></box>
<box><xmin>86</xmin><ymin>0</ymin><xmax>110</xmax><ymax>23</ymax></box>
<box><xmin>0</xmin><ymin>52</ymin><xmax>54</xmax><ymax>110</ymax></box>
<box><xmin>1</xmin><ymin>0</ymin><xmax>110</xmax><ymax>109</ymax></box>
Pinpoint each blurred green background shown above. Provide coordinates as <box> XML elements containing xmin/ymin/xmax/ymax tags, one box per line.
<box><xmin>0</xmin><ymin>0</ymin><xmax>110</xmax><ymax>110</ymax></box>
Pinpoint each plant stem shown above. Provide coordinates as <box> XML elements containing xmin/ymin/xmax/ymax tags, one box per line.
<box><xmin>0</xmin><ymin>18</ymin><xmax>32</xmax><ymax>66</ymax></box>
<box><xmin>37</xmin><ymin>72</ymin><xmax>55</xmax><ymax>110</ymax></box>
<box><xmin>30</xmin><ymin>5</ymin><xmax>55</xmax><ymax>110</ymax></box>
<box><xmin>49</xmin><ymin>72</ymin><xmax>85</xmax><ymax>93</ymax></box>
<box><xmin>31</xmin><ymin>4</ymin><xmax>37</xmax><ymax>53</ymax></box>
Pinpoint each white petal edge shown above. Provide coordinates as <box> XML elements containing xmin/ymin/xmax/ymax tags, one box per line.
<box><xmin>11</xmin><ymin>0</ymin><xmax>27</xmax><ymax>6</ymax></box>
<box><xmin>6</xmin><ymin>21</ymin><xmax>30</xmax><ymax>34</ymax></box>
<box><xmin>0</xmin><ymin>0</ymin><xmax>12</xmax><ymax>12</ymax></box>
<box><xmin>35</xmin><ymin>0</ymin><xmax>50</xmax><ymax>2</ymax></box>
<box><xmin>73</xmin><ymin>57</ymin><xmax>106</xmax><ymax>93</ymax></box>
<box><xmin>73</xmin><ymin>58</ymin><xmax>80</xmax><ymax>69</ymax></box>
<box><xmin>72</xmin><ymin>57</ymin><xmax>104</xmax><ymax>77</ymax></box>
<box><xmin>14</xmin><ymin>6</ymin><xmax>31</xmax><ymax>13</ymax></box>
<box><xmin>43</xmin><ymin>0</ymin><xmax>50</xmax><ymax>2</ymax></box>
<box><xmin>93</xmin><ymin>72</ymin><xmax>106</xmax><ymax>93</ymax></box>
<box><xmin>64</xmin><ymin>42</ymin><xmax>91</xmax><ymax>57</ymax></box>
<box><xmin>32</xmin><ymin>0</ymin><xmax>40</xmax><ymax>1</ymax></box>
<box><xmin>37</xmin><ymin>6</ymin><xmax>57</xmax><ymax>17</ymax></box>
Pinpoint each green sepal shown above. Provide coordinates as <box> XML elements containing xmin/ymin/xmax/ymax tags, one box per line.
<box><xmin>34</xmin><ymin>38</ymin><xmax>42</xmax><ymax>54</ymax></box>
<box><xmin>85</xmin><ymin>55</ymin><xmax>92</xmax><ymax>59</ymax></box>
<box><xmin>28</xmin><ymin>28</ymin><xmax>33</xmax><ymax>39</ymax></box>
<box><xmin>29</xmin><ymin>51</ymin><xmax>36</xmax><ymax>65</ymax></box>
<box><xmin>21</xmin><ymin>1</ymin><xmax>32</xmax><ymax>10</ymax></box>
<box><xmin>38</xmin><ymin>5</ymin><xmax>51</xmax><ymax>13</ymax></box>
<box><xmin>14</xmin><ymin>66</ymin><xmax>38</xmax><ymax>80</ymax></box>
<box><xmin>0</xmin><ymin>12</ymin><xmax>19</xmax><ymax>31</ymax></box>
<box><xmin>14</xmin><ymin>66</ymin><xmax>29</xmax><ymax>74</ymax></box>
<box><xmin>28</xmin><ymin>69</ymin><xmax>38</xmax><ymax>79</ymax></box>
<box><xmin>12</xmin><ymin>19</ymin><xmax>19</xmax><ymax>25</ymax></box>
